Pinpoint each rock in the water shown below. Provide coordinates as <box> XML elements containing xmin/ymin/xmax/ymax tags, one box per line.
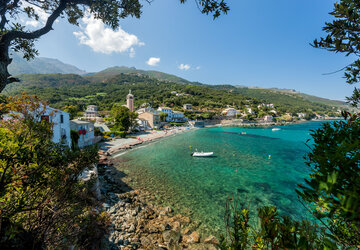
<box><xmin>128</xmin><ymin>224</ymin><xmax>136</xmax><ymax>233</ymax></box>
<box><xmin>162</xmin><ymin>230</ymin><xmax>180</xmax><ymax>245</ymax></box>
<box><xmin>204</xmin><ymin>235</ymin><xmax>219</xmax><ymax>245</ymax></box>
<box><xmin>182</xmin><ymin>231</ymin><xmax>200</xmax><ymax>244</ymax></box>
<box><xmin>190</xmin><ymin>231</ymin><xmax>200</xmax><ymax>243</ymax></box>
<box><xmin>182</xmin><ymin>228</ymin><xmax>190</xmax><ymax>235</ymax></box>
<box><xmin>181</xmin><ymin>216</ymin><xmax>191</xmax><ymax>225</ymax></box>
<box><xmin>172</xmin><ymin>221</ymin><xmax>181</xmax><ymax>232</ymax></box>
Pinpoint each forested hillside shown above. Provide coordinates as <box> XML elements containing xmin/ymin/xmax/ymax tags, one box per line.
<box><xmin>85</xmin><ymin>66</ymin><xmax>193</xmax><ymax>85</ymax></box>
<box><xmin>3</xmin><ymin>72</ymin><xmax>342</xmax><ymax>116</ymax></box>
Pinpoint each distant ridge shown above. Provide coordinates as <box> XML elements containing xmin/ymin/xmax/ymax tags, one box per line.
<box><xmin>234</xmin><ymin>85</ymin><xmax>347</xmax><ymax>108</ymax></box>
<box><xmin>85</xmin><ymin>66</ymin><xmax>193</xmax><ymax>85</ymax></box>
<box><xmin>8</xmin><ymin>53</ymin><xmax>86</xmax><ymax>76</ymax></box>
<box><xmin>4</xmin><ymin>57</ymin><xmax>348</xmax><ymax>109</ymax></box>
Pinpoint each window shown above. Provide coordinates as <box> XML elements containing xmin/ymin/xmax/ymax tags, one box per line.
<box><xmin>60</xmin><ymin>114</ymin><xmax>64</xmax><ymax>123</ymax></box>
<box><xmin>41</xmin><ymin>115</ymin><xmax>49</xmax><ymax>122</ymax></box>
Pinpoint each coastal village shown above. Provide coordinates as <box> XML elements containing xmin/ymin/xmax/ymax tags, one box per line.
<box><xmin>35</xmin><ymin>89</ymin><xmax>340</xmax><ymax>152</ymax></box>
<box><xmin>2</xmin><ymin>0</ymin><xmax>360</xmax><ymax>249</ymax></box>
<box><xmin>3</xmin><ymin>89</ymin><xmax>342</xmax><ymax>249</ymax></box>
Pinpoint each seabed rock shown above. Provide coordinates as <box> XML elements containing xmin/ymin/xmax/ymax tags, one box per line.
<box><xmin>98</xmin><ymin>163</ymin><xmax>220</xmax><ymax>249</ymax></box>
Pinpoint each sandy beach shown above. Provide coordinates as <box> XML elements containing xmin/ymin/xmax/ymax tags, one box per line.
<box><xmin>100</xmin><ymin>126</ymin><xmax>194</xmax><ymax>155</ymax></box>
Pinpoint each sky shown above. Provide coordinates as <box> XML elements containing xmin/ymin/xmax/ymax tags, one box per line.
<box><xmin>26</xmin><ymin>0</ymin><xmax>356</xmax><ymax>101</ymax></box>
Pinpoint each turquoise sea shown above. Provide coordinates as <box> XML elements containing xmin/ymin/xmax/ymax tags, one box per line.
<box><xmin>115</xmin><ymin>120</ymin><xmax>336</xmax><ymax>235</ymax></box>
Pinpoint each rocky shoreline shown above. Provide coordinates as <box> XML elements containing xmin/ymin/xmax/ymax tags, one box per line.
<box><xmin>97</xmin><ymin>161</ymin><xmax>220</xmax><ymax>249</ymax></box>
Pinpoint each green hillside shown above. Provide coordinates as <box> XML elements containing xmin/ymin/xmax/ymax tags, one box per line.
<box><xmin>3</xmin><ymin>72</ymin><xmax>342</xmax><ymax>116</ymax></box>
<box><xmin>298</xmin><ymin>93</ymin><xmax>346</xmax><ymax>108</ymax></box>
<box><xmin>85</xmin><ymin>66</ymin><xmax>192</xmax><ymax>85</ymax></box>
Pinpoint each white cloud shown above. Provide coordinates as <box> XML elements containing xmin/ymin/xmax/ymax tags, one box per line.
<box><xmin>22</xmin><ymin>1</ymin><xmax>50</xmax><ymax>28</ymax></box>
<box><xmin>195</xmin><ymin>66</ymin><xmax>201</xmax><ymax>70</ymax></box>
<box><xmin>178</xmin><ymin>64</ymin><xmax>191</xmax><ymax>70</ymax></box>
<box><xmin>146</xmin><ymin>57</ymin><xmax>160</xmax><ymax>66</ymax></box>
<box><xmin>73</xmin><ymin>14</ymin><xmax>144</xmax><ymax>56</ymax></box>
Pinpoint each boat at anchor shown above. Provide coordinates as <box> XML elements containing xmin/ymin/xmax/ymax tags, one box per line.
<box><xmin>191</xmin><ymin>152</ymin><xmax>214</xmax><ymax>157</ymax></box>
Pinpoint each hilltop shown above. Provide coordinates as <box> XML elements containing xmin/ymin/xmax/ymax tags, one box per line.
<box><xmin>3</xmin><ymin>70</ymin><xmax>344</xmax><ymax>119</ymax></box>
<box><xmin>8</xmin><ymin>53</ymin><xmax>86</xmax><ymax>76</ymax></box>
<box><xmin>85</xmin><ymin>66</ymin><xmax>193</xmax><ymax>85</ymax></box>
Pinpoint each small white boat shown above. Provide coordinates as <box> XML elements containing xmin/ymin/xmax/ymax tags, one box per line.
<box><xmin>191</xmin><ymin>152</ymin><xmax>214</xmax><ymax>157</ymax></box>
<box><xmin>272</xmin><ymin>128</ymin><xmax>281</xmax><ymax>131</ymax></box>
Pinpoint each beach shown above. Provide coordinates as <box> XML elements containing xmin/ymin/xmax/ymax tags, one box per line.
<box><xmin>100</xmin><ymin>126</ymin><xmax>194</xmax><ymax>155</ymax></box>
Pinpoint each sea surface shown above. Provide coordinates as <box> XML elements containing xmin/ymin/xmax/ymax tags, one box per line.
<box><xmin>114</xmin><ymin>120</ymin><xmax>337</xmax><ymax>235</ymax></box>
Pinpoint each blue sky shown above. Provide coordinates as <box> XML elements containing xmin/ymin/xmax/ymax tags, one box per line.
<box><xmin>32</xmin><ymin>0</ymin><xmax>355</xmax><ymax>101</ymax></box>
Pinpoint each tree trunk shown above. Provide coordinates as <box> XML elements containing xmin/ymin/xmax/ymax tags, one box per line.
<box><xmin>0</xmin><ymin>38</ymin><xmax>13</xmax><ymax>93</ymax></box>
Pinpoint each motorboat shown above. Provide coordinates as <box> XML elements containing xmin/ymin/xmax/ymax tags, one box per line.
<box><xmin>191</xmin><ymin>152</ymin><xmax>214</xmax><ymax>157</ymax></box>
<box><xmin>272</xmin><ymin>128</ymin><xmax>281</xmax><ymax>131</ymax></box>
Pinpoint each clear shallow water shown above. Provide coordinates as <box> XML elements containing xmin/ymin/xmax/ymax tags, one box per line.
<box><xmin>115</xmin><ymin>120</ymin><xmax>335</xmax><ymax>235</ymax></box>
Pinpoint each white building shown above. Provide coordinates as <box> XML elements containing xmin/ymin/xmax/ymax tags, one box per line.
<box><xmin>183</xmin><ymin>104</ymin><xmax>193</xmax><ymax>110</ymax></box>
<box><xmin>157</xmin><ymin>107</ymin><xmax>173</xmax><ymax>122</ymax></box>
<box><xmin>263</xmin><ymin>115</ymin><xmax>274</xmax><ymax>122</ymax></box>
<box><xmin>70</xmin><ymin>119</ymin><xmax>95</xmax><ymax>148</ymax></box>
<box><xmin>136</xmin><ymin>107</ymin><xmax>157</xmax><ymax>115</ymax></box>
<box><xmin>222</xmin><ymin>108</ymin><xmax>237</xmax><ymax>117</ymax></box>
<box><xmin>4</xmin><ymin>106</ymin><xmax>72</xmax><ymax>148</ymax></box>
<box><xmin>173</xmin><ymin>111</ymin><xmax>186</xmax><ymax>121</ymax></box>
<box><xmin>84</xmin><ymin>105</ymin><xmax>99</xmax><ymax>120</ymax></box>
<box><xmin>247</xmin><ymin>108</ymin><xmax>255</xmax><ymax>115</ymax></box>
<box><xmin>41</xmin><ymin>107</ymin><xmax>72</xmax><ymax>148</ymax></box>
<box><xmin>297</xmin><ymin>113</ymin><xmax>306</xmax><ymax>119</ymax></box>
<box><xmin>157</xmin><ymin>107</ymin><xmax>186</xmax><ymax>122</ymax></box>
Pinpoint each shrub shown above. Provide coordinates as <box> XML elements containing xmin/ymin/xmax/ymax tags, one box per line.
<box><xmin>104</xmin><ymin>131</ymin><xmax>127</xmax><ymax>138</ymax></box>
<box><xmin>219</xmin><ymin>196</ymin><xmax>335</xmax><ymax>249</ymax></box>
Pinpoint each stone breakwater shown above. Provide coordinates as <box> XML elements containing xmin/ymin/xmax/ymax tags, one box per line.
<box><xmin>98</xmin><ymin>163</ymin><xmax>220</xmax><ymax>249</ymax></box>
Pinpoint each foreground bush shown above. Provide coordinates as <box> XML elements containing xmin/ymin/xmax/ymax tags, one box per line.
<box><xmin>297</xmin><ymin>113</ymin><xmax>360</xmax><ymax>247</ymax></box>
<box><xmin>219</xmin><ymin>196</ymin><xmax>335</xmax><ymax>249</ymax></box>
<box><xmin>0</xmin><ymin>95</ymin><xmax>110</xmax><ymax>249</ymax></box>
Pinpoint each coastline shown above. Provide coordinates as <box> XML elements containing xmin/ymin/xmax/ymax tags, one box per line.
<box><xmin>96</xmin><ymin>119</ymin><xmax>338</xmax><ymax>249</ymax></box>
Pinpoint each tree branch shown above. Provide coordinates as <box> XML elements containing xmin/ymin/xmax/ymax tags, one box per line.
<box><xmin>3</xmin><ymin>0</ymin><xmax>67</xmax><ymax>43</ymax></box>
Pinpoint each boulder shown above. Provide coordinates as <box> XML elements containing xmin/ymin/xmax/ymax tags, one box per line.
<box><xmin>180</xmin><ymin>216</ymin><xmax>191</xmax><ymax>225</ymax></box>
<box><xmin>204</xmin><ymin>235</ymin><xmax>219</xmax><ymax>245</ymax></box>
<box><xmin>172</xmin><ymin>221</ymin><xmax>181</xmax><ymax>232</ymax></box>
<box><xmin>162</xmin><ymin>230</ymin><xmax>181</xmax><ymax>245</ymax></box>
<box><xmin>182</xmin><ymin>231</ymin><xmax>200</xmax><ymax>244</ymax></box>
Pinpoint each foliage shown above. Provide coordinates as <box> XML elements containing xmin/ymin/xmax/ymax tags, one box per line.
<box><xmin>170</xmin><ymin>121</ymin><xmax>187</xmax><ymax>126</ymax></box>
<box><xmin>63</xmin><ymin>104</ymin><xmax>80</xmax><ymax>119</ymax></box>
<box><xmin>304</xmin><ymin>112</ymin><xmax>316</xmax><ymax>121</ymax></box>
<box><xmin>159</xmin><ymin>112</ymin><xmax>168</xmax><ymax>122</ymax></box>
<box><xmin>4</xmin><ymin>73</ymin><xmax>338</xmax><ymax>117</ymax></box>
<box><xmin>279</xmin><ymin>114</ymin><xmax>293</xmax><ymax>122</ymax></box>
<box><xmin>104</xmin><ymin>131</ymin><xmax>126</xmax><ymax>138</ymax></box>
<box><xmin>219</xmin><ymin>196</ymin><xmax>334</xmax><ymax>249</ymax></box>
<box><xmin>296</xmin><ymin>114</ymin><xmax>360</xmax><ymax>247</ymax></box>
<box><xmin>70</xmin><ymin>129</ymin><xmax>80</xmax><ymax>150</ymax></box>
<box><xmin>311</xmin><ymin>0</ymin><xmax>360</xmax><ymax>106</ymax></box>
<box><xmin>94</xmin><ymin>127</ymin><xmax>103</xmax><ymax>136</ymax></box>
<box><xmin>0</xmin><ymin>94</ymin><xmax>109</xmax><ymax>248</ymax></box>
<box><xmin>108</xmin><ymin>103</ymin><xmax>137</xmax><ymax>132</ymax></box>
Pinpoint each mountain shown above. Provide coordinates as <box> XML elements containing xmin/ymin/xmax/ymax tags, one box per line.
<box><xmin>85</xmin><ymin>66</ymin><xmax>193</xmax><ymax>85</ymax></box>
<box><xmin>8</xmin><ymin>53</ymin><xmax>86</xmax><ymax>76</ymax></box>
<box><xmin>3</xmin><ymin>72</ymin><xmax>345</xmax><ymax>117</ymax></box>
